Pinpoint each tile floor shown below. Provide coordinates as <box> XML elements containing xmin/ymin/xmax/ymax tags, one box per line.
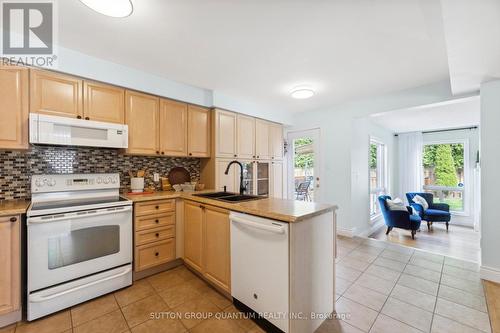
<box><xmin>320</xmin><ymin>236</ymin><xmax>492</xmax><ymax>333</ymax></box>
<box><xmin>1</xmin><ymin>236</ymin><xmax>492</xmax><ymax>333</ymax></box>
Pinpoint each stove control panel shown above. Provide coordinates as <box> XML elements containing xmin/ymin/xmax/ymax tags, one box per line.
<box><xmin>32</xmin><ymin>174</ymin><xmax>121</xmax><ymax>193</ymax></box>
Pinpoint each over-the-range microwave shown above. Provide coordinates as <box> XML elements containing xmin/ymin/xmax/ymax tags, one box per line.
<box><xmin>29</xmin><ymin>113</ymin><xmax>129</xmax><ymax>149</ymax></box>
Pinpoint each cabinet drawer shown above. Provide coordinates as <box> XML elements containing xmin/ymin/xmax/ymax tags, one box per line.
<box><xmin>135</xmin><ymin>239</ymin><xmax>175</xmax><ymax>272</ymax></box>
<box><xmin>135</xmin><ymin>212</ymin><xmax>175</xmax><ymax>231</ymax></box>
<box><xmin>135</xmin><ymin>225</ymin><xmax>175</xmax><ymax>246</ymax></box>
<box><xmin>135</xmin><ymin>199</ymin><xmax>175</xmax><ymax>216</ymax></box>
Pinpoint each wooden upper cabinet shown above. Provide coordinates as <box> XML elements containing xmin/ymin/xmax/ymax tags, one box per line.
<box><xmin>188</xmin><ymin>105</ymin><xmax>211</xmax><ymax>157</ymax></box>
<box><xmin>184</xmin><ymin>201</ymin><xmax>204</xmax><ymax>271</ymax></box>
<box><xmin>159</xmin><ymin>99</ymin><xmax>188</xmax><ymax>157</ymax></box>
<box><xmin>255</xmin><ymin>119</ymin><xmax>271</xmax><ymax>160</ymax></box>
<box><xmin>237</xmin><ymin>114</ymin><xmax>256</xmax><ymax>159</ymax></box>
<box><xmin>0</xmin><ymin>215</ymin><xmax>20</xmax><ymax>316</ymax></box>
<box><xmin>0</xmin><ymin>66</ymin><xmax>29</xmax><ymax>150</ymax></box>
<box><xmin>125</xmin><ymin>90</ymin><xmax>160</xmax><ymax>155</ymax></box>
<box><xmin>83</xmin><ymin>81</ymin><xmax>125</xmax><ymax>123</ymax></box>
<box><xmin>216</xmin><ymin>110</ymin><xmax>237</xmax><ymax>158</ymax></box>
<box><xmin>30</xmin><ymin>69</ymin><xmax>83</xmax><ymax>118</ymax></box>
<box><xmin>269</xmin><ymin>124</ymin><xmax>284</xmax><ymax>160</ymax></box>
<box><xmin>203</xmin><ymin>206</ymin><xmax>231</xmax><ymax>292</ymax></box>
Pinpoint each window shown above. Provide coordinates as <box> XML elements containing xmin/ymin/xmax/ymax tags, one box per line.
<box><xmin>370</xmin><ymin>139</ymin><xmax>387</xmax><ymax>218</ymax></box>
<box><xmin>422</xmin><ymin>142</ymin><xmax>466</xmax><ymax>213</ymax></box>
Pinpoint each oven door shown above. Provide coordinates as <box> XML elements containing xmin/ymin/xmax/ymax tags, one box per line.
<box><xmin>27</xmin><ymin>205</ymin><xmax>132</xmax><ymax>292</ymax></box>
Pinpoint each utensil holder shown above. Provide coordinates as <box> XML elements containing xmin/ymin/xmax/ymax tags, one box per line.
<box><xmin>131</xmin><ymin>177</ymin><xmax>145</xmax><ymax>193</ymax></box>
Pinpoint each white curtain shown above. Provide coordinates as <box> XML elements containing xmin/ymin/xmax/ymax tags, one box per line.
<box><xmin>398</xmin><ymin>132</ymin><xmax>423</xmax><ymax>202</ymax></box>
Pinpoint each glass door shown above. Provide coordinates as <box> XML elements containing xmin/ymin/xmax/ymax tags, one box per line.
<box><xmin>241</xmin><ymin>160</ymin><xmax>255</xmax><ymax>195</ymax></box>
<box><xmin>287</xmin><ymin>129</ymin><xmax>321</xmax><ymax>201</ymax></box>
<box><xmin>256</xmin><ymin>161</ymin><xmax>270</xmax><ymax>196</ymax></box>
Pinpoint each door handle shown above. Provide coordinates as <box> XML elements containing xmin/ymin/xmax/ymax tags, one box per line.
<box><xmin>231</xmin><ymin>216</ymin><xmax>285</xmax><ymax>234</ymax></box>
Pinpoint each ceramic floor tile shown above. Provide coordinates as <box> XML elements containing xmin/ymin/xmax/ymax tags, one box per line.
<box><xmin>412</xmin><ymin>251</ymin><xmax>444</xmax><ymax>264</ymax></box>
<box><xmin>158</xmin><ymin>281</ymin><xmax>203</xmax><ymax>308</ymax></box>
<box><xmin>444</xmin><ymin>258</ymin><xmax>479</xmax><ymax>272</ymax></box>
<box><xmin>361</xmin><ymin>238</ymin><xmax>388</xmax><ymax>249</ymax></box>
<box><xmin>172</xmin><ymin>297</ymin><xmax>220</xmax><ymax>329</ymax></box>
<box><xmin>16</xmin><ymin>311</ymin><xmax>72</xmax><ymax>333</ymax></box>
<box><xmin>373</xmin><ymin>257</ymin><xmax>407</xmax><ymax>272</ymax></box>
<box><xmin>337</xmin><ymin>246</ymin><xmax>355</xmax><ymax>259</ymax></box>
<box><xmin>146</xmin><ymin>269</ymin><xmax>186</xmax><ymax>292</ymax></box>
<box><xmin>440</xmin><ymin>274</ymin><xmax>484</xmax><ymax>297</ymax></box>
<box><xmin>70</xmin><ymin>294</ymin><xmax>119</xmax><ymax>327</ymax></box>
<box><xmin>201</xmin><ymin>287</ymin><xmax>232</xmax><ymax>309</ymax></box>
<box><xmin>365</xmin><ymin>264</ymin><xmax>401</xmax><ymax>283</ymax></box>
<box><xmin>170</xmin><ymin>265</ymin><xmax>197</xmax><ymax>282</ymax></box>
<box><xmin>380</xmin><ymin>249</ymin><xmax>412</xmax><ymax>263</ymax></box>
<box><xmin>390</xmin><ymin>284</ymin><xmax>436</xmax><ymax>311</ymax></box>
<box><xmin>73</xmin><ymin>309</ymin><xmax>128</xmax><ymax>333</ymax></box>
<box><xmin>337</xmin><ymin>277</ymin><xmax>354</xmax><ymax>295</ymax></box>
<box><xmin>404</xmin><ymin>264</ymin><xmax>442</xmax><ymax>283</ymax></box>
<box><xmin>340</xmin><ymin>257</ymin><xmax>372</xmax><ymax>271</ymax></box>
<box><xmin>115</xmin><ymin>279</ymin><xmax>156</xmax><ymax>307</ymax></box>
<box><xmin>335</xmin><ymin>297</ymin><xmax>379</xmax><ymax>332</ymax></box>
<box><xmin>398</xmin><ymin>273</ymin><xmax>439</xmax><ymax>296</ymax></box>
<box><xmin>0</xmin><ymin>324</ymin><xmax>16</xmax><ymax>333</ymax></box>
<box><xmin>354</xmin><ymin>273</ymin><xmax>396</xmax><ymax>295</ymax></box>
<box><xmin>223</xmin><ymin>305</ymin><xmax>258</xmax><ymax>331</ymax></box>
<box><xmin>316</xmin><ymin>319</ymin><xmax>365</xmax><ymax>333</ymax></box>
<box><xmin>346</xmin><ymin>250</ymin><xmax>378</xmax><ymax>263</ymax></box>
<box><xmin>343</xmin><ymin>284</ymin><xmax>388</xmax><ymax>311</ymax></box>
<box><xmin>370</xmin><ymin>314</ymin><xmax>423</xmax><ymax>333</ymax></box>
<box><xmin>355</xmin><ymin>244</ymin><xmax>385</xmax><ymax>256</ymax></box>
<box><xmin>337</xmin><ymin>263</ymin><xmax>363</xmax><ymax>282</ymax></box>
<box><xmin>121</xmin><ymin>294</ymin><xmax>170</xmax><ymax>328</ymax></box>
<box><xmin>129</xmin><ymin>316</ymin><xmax>187</xmax><ymax>333</ymax></box>
<box><xmin>409</xmin><ymin>257</ymin><xmax>443</xmax><ymax>273</ymax></box>
<box><xmin>381</xmin><ymin>297</ymin><xmax>433</xmax><ymax>332</ymax></box>
<box><xmin>442</xmin><ymin>265</ymin><xmax>481</xmax><ymax>282</ymax></box>
<box><xmin>438</xmin><ymin>285</ymin><xmax>487</xmax><ymax>313</ymax></box>
<box><xmin>190</xmin><ymin>317</ymin><xmax>246</xmax><ymax>333</ymax></box>
<box><xmin>384</xmin><ymin>243</ymin><xmax>414</xmax><ymax>255</ymax></box>
<box><xmin>435</xmin><ymin>298</ymin><xmax>491</xmax><ymax>333</ymax></box>
<box><xmin>431</xmin><ymin>314</ymin><xmax>484</xmax><ymax>333</ymax></box>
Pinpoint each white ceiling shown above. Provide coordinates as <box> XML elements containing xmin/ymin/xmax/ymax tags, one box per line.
<box><xmin>369</xmin><ymin>97</ymin><xmax>480</xmax><ymax>133</ymax></box>
<box><xmin>441</xmin><ymin>0</ymin><xmax>500</xmax><ymax>95</ymax></box>
<box><xmin>58</xmin><ymin>0</ymin><xmax>450</xmax><ymax>113</ymax></box>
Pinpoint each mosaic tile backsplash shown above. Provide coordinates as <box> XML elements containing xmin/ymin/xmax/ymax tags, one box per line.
<box><xmin>0</xmin><ymin>146</ymin><xmax>201</xmax><ymax>200</ymax></box>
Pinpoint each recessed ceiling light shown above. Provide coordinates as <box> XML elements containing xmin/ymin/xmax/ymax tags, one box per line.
<box><xmin>79</xmin><ymin>0</ymin><xmax>133</xmax><ymax>18</ymax></box>
<box><xmin>290</xmin><ymin>87</ymin><xmax>315</xmax><ymax>99</ymax></box>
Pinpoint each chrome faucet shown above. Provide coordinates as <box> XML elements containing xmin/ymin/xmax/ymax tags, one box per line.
<box><xmin>224</xmin><ymin>160</ymin><xmax>245</xmax><ymax>195</ymax></box>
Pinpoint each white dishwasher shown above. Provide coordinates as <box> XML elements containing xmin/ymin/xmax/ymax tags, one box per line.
<box><xmin>230</xmin><ymin>212</ymin><xmax>290</xmax><ymax>333</ymax></box>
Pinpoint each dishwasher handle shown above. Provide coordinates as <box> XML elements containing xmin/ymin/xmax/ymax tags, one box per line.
<box><xmin>231</xmin><ymin>215</ymin><xmax>285</xmax><ymax>234</ymax></box>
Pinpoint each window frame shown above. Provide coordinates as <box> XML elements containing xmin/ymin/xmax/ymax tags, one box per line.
<box><xmin>369</xmin><ymin>137</ymin><xmax>387</xmax><ymax>221</ymax></box>
<box><xmin>422</xmin><ymin>138</ymin><xmax>469</xmax><ymax>216</ymax></box>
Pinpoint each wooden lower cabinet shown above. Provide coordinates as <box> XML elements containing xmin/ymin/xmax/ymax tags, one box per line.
<box><xmin>133</xmin><ymin>199</ymin><xmax>176</xmax><ymax>272</ymax></box>
<box><xmin>183</xmin><ymin>201</ymin><xmax>230</xmax><ymax>293</ymax></box>
<box><xmin>0</xmin><ymin>215</ymin><xmax>20</xmax><ymax>316</ymax></box>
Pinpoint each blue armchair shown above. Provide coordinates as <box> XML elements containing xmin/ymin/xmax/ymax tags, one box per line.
<box><xmin>378</xmin><ymin>195</ymin><xmax>421</xmax><ymax>239</ymax></box>
<box><xmin>406</xmin><ymin>192</ymin><xmax>451</xmax><ymax>231</ymax></box>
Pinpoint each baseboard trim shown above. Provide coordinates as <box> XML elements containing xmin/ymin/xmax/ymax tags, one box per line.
<box><xmin>480</xmin><ymin>265</ymin><xmax>500</xmax><ymax>283</ymax></box>
<box><xmin>0</xmin><ymin>309</ymin><xmax>21</xmax><ymax>328</ymax></box>
<box><xmin>337</xmin><ymin>227</ymin><xmax>356</xmax><ymax>238</ymax></box>
<box><xmin>357</xmin><ymin>220</ymin><xmax>385</xmax><ymax>238</ymax></box>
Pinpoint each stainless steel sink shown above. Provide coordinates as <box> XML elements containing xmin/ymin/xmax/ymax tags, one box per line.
<box><xmin>193</xmin><ymin>192</ymin><xmax>262</xmax><ymax>202</ymax></box>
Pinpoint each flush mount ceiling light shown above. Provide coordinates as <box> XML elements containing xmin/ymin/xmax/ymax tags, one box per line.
<box><xmin>79</xmin><ymin>0</ymin><xmax>133</xmax><ymax>18</ymax></box>
<box><xmin>290</xmin><ymin>87</ymin><xmax>315</xmax><ymax>99</ymax></box>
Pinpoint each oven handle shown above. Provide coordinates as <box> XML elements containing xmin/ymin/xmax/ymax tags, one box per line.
<box><xmin>28</xmin><ymin>205</ymin><xmax>132</xmax><ymax>224</ymax></box>
<box><xmin>29</xmin><ymin>266</ymin><xmax>132</xmax><ymax>303</ymax></box>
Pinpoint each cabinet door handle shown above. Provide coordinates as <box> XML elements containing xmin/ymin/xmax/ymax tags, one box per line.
<box><xmin>234</xmin><ymin>154</ymin><xmax>237</xmax><ymax>157</ymax></box>
<box><xmin>161</xmin><ymin>152</ymin><xmax>165</xmax><ymax>155</ymax></box>
<box><xmin>189</xmin><ymin>153</ymin><xmax>193</xmax><ymax>156</ymax></box>
<box><xmin>85</xmin><ymin>117</ymin><xmax>90</xmax><ymax>120</ymax></box>
<box><xmin>156</xmin><ymin>151</ymin><xmax>160</xmax><ymax>154</ymax></box>
<box><xmin>155</xmin><ymin>219</ymin><xmax>159</xmax><ymax>224</ymax></box>
<box><xmin>155</xmin><ymin>206</ymin><xmax>159</xmax><ymax>209</ymax></box>
<box><xmin>9</xmin><ymin>217</ymin><xmax>17</xmax><ymax>223</ymax></box>
<box><xmin>77</xmin><ymin>115</ymin><xmax>82</xmax><ymax>119</ymax></box>
<box><xmin>155</xmin><ymin>233</ymin><xmax>160</xmax><ymax>237</ymax></box>
<box><xmin>155</xmin><ymin>252</ymin><xmax>159</xmax><ymax>257</ymax></box>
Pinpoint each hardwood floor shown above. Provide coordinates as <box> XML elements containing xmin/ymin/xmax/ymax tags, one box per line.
<box><xmin>369</xmin><ymin>223</ymin><xmax>480</xmax><ymax>262</ymax></box>
<box><xmin>484</xmin><ymin>281</ymin><xmax>500</xmax><ymax>333</ymax></box>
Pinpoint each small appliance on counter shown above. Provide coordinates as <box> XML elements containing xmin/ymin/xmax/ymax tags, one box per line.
<box><xmin>26</xmin><ymin>173</ymin><xmax>133</xmax><ymax>320</ymax></box>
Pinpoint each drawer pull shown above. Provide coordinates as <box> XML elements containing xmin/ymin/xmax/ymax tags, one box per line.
<box><xmin>10</xmin><ymin>217</ymin><xmax>17</xmax><ymax>223</ymax></box>
<box><xmin>155</xmin><ymin>233</ymin><xmax>159</xmax><ymax>237</ymax></box>
<box><xmin>155</xmin><ymin>206</ymin><xmax>159</xmax><ymax>209</ymax></box>
<box><xmin>155</xmin><ymin>219</ymin><xmax>159</xmax><ymax>224</ymax></box>
<box><xmin>155</xmin><ymin>252</ymin><xmax>159</xmax><ymax>257</ymax></box>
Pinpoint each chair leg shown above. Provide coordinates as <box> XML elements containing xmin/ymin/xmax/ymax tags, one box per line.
<box><xmin>385</xmin><ymin>226</ymin><xmax>393</xmax><ymax>235</ymax></box>
<box><xmin>427</xmin><ymin>221</ymin><xmax>431</xmax><ymax>231</ymax></box>
<box><xmin>446</xmin><ymin>222</ymin><xmax>449</xmax><ymax>231</ymax></box>
<box><xmin>411</xmin><ymin>230</ymin><xmax>416</xmax><ymax>240</ymax></box>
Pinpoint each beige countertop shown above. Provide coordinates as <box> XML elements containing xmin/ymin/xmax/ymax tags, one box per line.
<box><xmin>0</xmin><ymin>199</ymin><xmax>30</xmax><ymax>216</ymax></box>
<box><xmin>122</xmin><ymin>190</ymin><xmax>336</xmax><ymax>223</ymax></box>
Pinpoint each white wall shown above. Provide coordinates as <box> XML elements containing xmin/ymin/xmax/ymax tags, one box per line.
<box><xmin>290</xmin><ymin>80</ymin><xmax>475</xmax><ymax>236</ymax></box>
<box><xmin>422</xmin><ymin>129</ymin><xmax>479</xmax><ymax>227</ymax></box>
<box><xmin>480</xmin><ymin>79</ymin><xmax>500</xmax><ymax>282</ymax></box>
<box><xmin>350</xmin><ymin>118</ymin><xmax>397</xmax><ymax>236</ymax></box>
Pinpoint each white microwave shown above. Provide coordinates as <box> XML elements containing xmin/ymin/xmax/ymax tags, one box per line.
<box><xmin>29</xmin><ymin>113</ymin><xmax>128</xmax><ymax>149</ymax></box>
